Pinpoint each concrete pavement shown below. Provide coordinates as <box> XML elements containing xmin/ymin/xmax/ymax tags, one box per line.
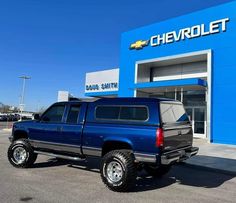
<box><xmin>1</xmin><ymin>131</ymin><xmax>236</xmax><ymax>203</ymax></box>
<box><xmin>0</xmin><ymin>121</ymin><xmax>14</xmax><ymax>131</ymax></box>
<box><xmin>185</xmin><ymin>138</ymin><xmax>236</xmax><ymax>175</ymax></box>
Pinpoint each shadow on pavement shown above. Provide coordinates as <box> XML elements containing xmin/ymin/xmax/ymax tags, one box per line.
<box><xmin>34</xmin><ymin>156</ymin><xmax>235</xmax><ymax>192</ymax></box>
<box><xmin>134</xmin><ymin>164</ymin><xmax>235</xmax><ymax>192</ymax></box>
<box><xmin>33</xmin><ymin>158</ymin><xmax>69</xmax><ymax>168</ymax></box>
<box><xmin>67</xmin><ymin>157</ymin><xmax>101</xmax><ymax>173</ymax></box>
<box><xmin>186</xmin><ymin>155</ymin><xmax>236</xmax><ymax>174</ymax></box>
<box><xmin>33</xmin><ymin>157</ymin><xmax>101</xmax><ymax>173</ymax></box>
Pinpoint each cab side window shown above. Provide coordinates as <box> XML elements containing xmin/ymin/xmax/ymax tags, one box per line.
<box><xmin>96</xmin><ymin>106</ymin><xmax>120</xmax><ymax>120</ymax></box>
<box><xmin>41</xmin><ymin>105</ymin><xmax>65</xmax><ymax>123</ymax></box>
<box><xmin>66</xmin><ymin>105</ymin><xmax>81</xmax><ymax>124</ymax></box>
<box><xmin>95</xmin><ymin>105</ymin><xmax>148</xmax><ymax>122</ymax></box>
<box><xmin>120</xmin><ymin>107</ymin><xmax>148</xmax><ymax>121</ymax></box>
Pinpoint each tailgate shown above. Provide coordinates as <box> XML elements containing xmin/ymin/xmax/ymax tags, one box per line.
<box><xmin>159</xmin><ymin>101</ymin><xmax>193</xmax><ymax>152</ymax></box>
<box><xmin>162</xmin><ymin>123</ymin><xmax>193</xmax><ymax>152</ymax></box>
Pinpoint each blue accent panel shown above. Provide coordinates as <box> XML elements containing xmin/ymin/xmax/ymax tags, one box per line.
<box><xmin>133</xmin><ymin>78</ymin><xmax>207</xmax><ymax>89</ymax></box>
<box><xmin>83</xmin><ymin>122</ymin><xmax>159</xmax><ymax>154</ymax></box>
<box><xmin>119</xmin><ymin>1</ymin><xmax>236</xmax><ymax>145</ymax></box>
<box><xmin>85</xmin><ymin>91</ymin><xmax>118</xmax><ymax>97</ymax></box>
<box><xmin>82</xmin><ymin>98</ymin><xmax>161</xmax><ymax>154</ymax></box>
<box><xmin>212</xmin><ymin>140</ymin><xmax>236</xmax><ymax>146</ymax></box>
<box><xmin>103</xmin><ymin>136</ymin><xmax>134</xmax><ymax>148</ymax></box>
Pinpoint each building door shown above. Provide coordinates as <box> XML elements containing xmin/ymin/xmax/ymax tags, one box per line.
<box><xmin>185</xmin><ymin>107</ymin><xmax>206</xmax><ymax>138</ymax></box>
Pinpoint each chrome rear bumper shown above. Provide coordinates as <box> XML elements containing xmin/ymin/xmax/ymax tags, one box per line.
<box><xmin>161</xmin><ymin>147</ymin><xmax>199</xmax><ymax>165</ymax></box>
<box><xmin>134</xmin><ymin>147</ymin><xmax>199</xmax><ymax>164</ymax></box>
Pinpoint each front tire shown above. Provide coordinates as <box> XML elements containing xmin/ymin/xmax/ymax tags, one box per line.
<box><xmin>100</xmin><ymin>150</ymin><xmax>137</xmax><ymax>192</ymax></box>
<box><xmin>8</xmin><ymin>139</ymin><xmax>38</xmax><ymax>168</ymax></box>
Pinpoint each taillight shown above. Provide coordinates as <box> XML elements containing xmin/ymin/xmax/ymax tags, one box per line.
<box><xmin>156</xmin><ymin>128</ymin><xmax>164</xmax><ymax>147</ymax></box>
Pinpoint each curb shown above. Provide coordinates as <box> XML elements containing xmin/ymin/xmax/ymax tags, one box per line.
<box><xmin>179</xmin><ymin>162</ymin><xmax>236</xmax><ymax>176</ymax></box>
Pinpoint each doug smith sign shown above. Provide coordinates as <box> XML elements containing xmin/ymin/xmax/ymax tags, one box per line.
<box><xmin>130</xmin><ymin>18</ymin><xmax>229</xmax><ymax>50</ymax></box>
<box><xmin>86</xmin><ymin>82</ymin><xmax>118</xmax><ymax>91</ymax></box>
<box><xmin>85</xmin><ymin>69</ymin><xmax>119</xmax><ymax>93</ymax></box>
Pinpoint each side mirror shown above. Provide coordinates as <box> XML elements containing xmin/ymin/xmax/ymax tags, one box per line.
<box><xmin>34</xmin><ymin>114</ymin><xmax>40</xmax><ymax>120</ymax></box>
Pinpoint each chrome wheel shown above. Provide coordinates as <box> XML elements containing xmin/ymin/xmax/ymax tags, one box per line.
<box><xmin>106</xmin><ymin>161</ymin><xmax>123</xmax><ymax>183</ymax></box>
<box><xmin>13</xmin><ymin>146</ymin><xmax>27</xmax><ymax>164</ymax></box>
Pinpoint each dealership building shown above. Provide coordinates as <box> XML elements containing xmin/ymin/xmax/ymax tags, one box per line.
<box><xmin>85</xmin><ymin>2</ymin><xmax>236</xmax><ymax>145</ymax></box>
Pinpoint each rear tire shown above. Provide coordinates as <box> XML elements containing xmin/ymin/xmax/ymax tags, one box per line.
<box><xmin>100</xmin><ymin>150</ymin><xmax>137</xmax><ymax>192</ymax></box>
<box><xmin>144</xmin><ymin>164</ymin><xmax>171</xmax><ymax>177</ymax></box>
<box><xmin>8</xmin><ymin>139</ymin><xmax>37</xmax><ymax>168</ymax></box>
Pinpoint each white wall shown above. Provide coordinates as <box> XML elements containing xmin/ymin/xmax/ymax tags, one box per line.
<box><xmin>152</xmin><ymin>61</ymin><xmax>207</xmax><ymax>81</ymax></box>
<box><xmin>137</xmin><ymin>64</ymin><xmax>151</xmax><ymax>83</ymax></box>
<box><xmin>85</xmin><ymin>68</ymin><xmax>119</xmax><ymax>93</ymax></box>
<box><xmin>58</xmin><ymin>91</ymin><xmax>70</xmax><ymax>102</ymax></box>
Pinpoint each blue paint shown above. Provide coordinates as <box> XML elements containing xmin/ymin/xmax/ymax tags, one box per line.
<box><xmin>86</xmin><ymin>2</ymin><xmax>236</xmax><ymax>145</ymax></box>
<box><xmin>83</xmin><ymin>98</ymin><xmax>163</xmax><ymax>154</ymax></box>
<box><xmin>85</xmin><ymin>91</ymin><xmax>118</xmax><ymax>97</ymax></box>
<box><xmin>119</xmin><ymin>1</ymin><xmax>236</xmax><ymax>145</ymax></box>
<box><xmin>133</xmin><ymin>78</ymin><xmax>207</xmax><ymax>89</ymax></box>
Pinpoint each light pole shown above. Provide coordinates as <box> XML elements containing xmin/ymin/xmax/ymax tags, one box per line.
<box><xmin>19</xmin><ymin>76</ymin><xmax>31</xmax><ymax>120</ymax></box>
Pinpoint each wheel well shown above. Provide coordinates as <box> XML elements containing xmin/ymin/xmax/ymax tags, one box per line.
<box><xmin>13</xmin><ymin>130</ymin><xmax>28</xmax><ymax>141</ymax></box>
<box><xmin>102</xmin><ymin>141</ymin><xmax>132</xmax><ymax>156</ymax></box>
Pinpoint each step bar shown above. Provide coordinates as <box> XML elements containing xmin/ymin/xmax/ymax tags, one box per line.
<box><xmin>34</xmin><ymin>150</ymin><xmax>86</xmax><ymax>161</ymax></box>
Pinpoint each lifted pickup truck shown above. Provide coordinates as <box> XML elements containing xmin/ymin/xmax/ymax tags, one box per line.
<box><xmin>8</xmin><ymin>98</ymin><xmax>198</xmax><ymax>192</ymax></box>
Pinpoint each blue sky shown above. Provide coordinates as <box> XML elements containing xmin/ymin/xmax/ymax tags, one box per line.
<box><xmin>0</xmin><ymin>0</ymin><xmax>233</xmax><ymax>111</ymax></box>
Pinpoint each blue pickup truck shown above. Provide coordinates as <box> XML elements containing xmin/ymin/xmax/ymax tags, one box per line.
<box><xmin>8</xmin><ymin>97</ymin><xmax>198</xmax><ymax>192</ymax></box>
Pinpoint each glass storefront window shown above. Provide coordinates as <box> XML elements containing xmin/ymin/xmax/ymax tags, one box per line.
<box><xmin>149</xmin><ymin>91</ymin><xmax>175</xmax><ymax>100</ymax></box>
<box><xmin>164</xmin><ymin>92</ymin><xmax>175</xmax><ymax>99</ymax></box>
<box><xmin>141</xmin><ymin>89</ymin><xmax>206</xmax><ymax>107</ymax></box>
<box><xmin>176</xmin><ymin>91</ymin><xmax>181</xmax><ymax>101</ymax></box>
<box><xmin>138</xmin><ymin>87</ymin><xmax>207</xmax><ymax>137</ymax></box>
<box><xmin>183</xmin><ymin>90</ymin><xmax>206</xmax><ymax>106</ymax></box>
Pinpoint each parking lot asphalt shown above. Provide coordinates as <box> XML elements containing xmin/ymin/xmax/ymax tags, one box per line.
<box><xmin>1</xmin><ymin>131</ymin><xmax>236</xmax><ymax>203</ymax></box>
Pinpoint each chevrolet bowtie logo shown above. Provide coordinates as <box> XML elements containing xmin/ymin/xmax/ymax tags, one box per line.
<box><xmin>129</xmin><ymin>40</ymin><xmax>149</xmax><ymax>50</ymax></box>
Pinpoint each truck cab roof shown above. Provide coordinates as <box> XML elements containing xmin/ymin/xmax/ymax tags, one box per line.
<box><xmin>55</xmin><ymin>97</ymin><xmax>178</xmax><ymax>105</ymax></box>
